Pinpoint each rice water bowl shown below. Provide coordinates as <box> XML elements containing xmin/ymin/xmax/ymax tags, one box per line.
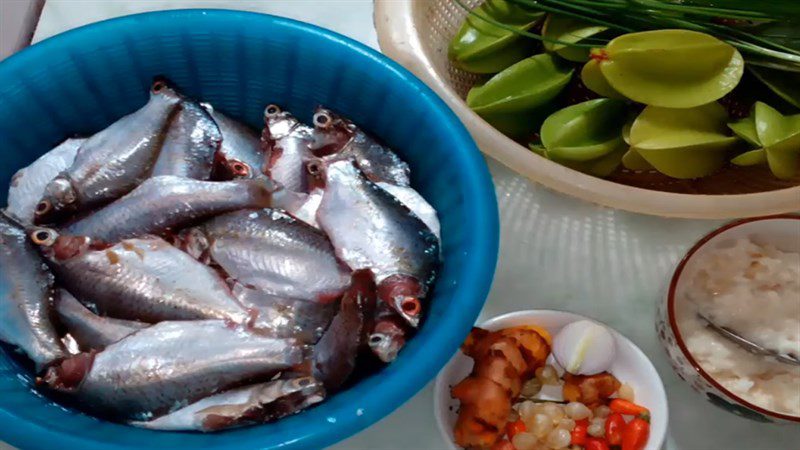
<box><xmin>663</xmin><ymin>216</ymin><xmax>800</xmax><ymax>422</ymax></box>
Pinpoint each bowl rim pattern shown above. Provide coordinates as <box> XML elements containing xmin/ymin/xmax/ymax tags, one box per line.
<box><xmin>666</xmin><ymin>214</ymin><xmax>800</xmax><ymax>423</ymax></box>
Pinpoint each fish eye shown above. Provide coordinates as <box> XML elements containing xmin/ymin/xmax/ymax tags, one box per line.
<box><xmin>152</xmin><ymin>81</ymin><xmax>166</xmax><ymax>93</ymax></box>
<box><xmin>30</xmin><ymin>228</ymin><xmax>58</xmax><ymax>246</ymax></box>
<box><xmin>369</xmin><ymin>335</ymin><xmax>384</xmax><ymax>345</ymax></box>
<box><xmin>264</xmin><ymin>104</ymin><xmax>281</xmax><ymax>117</ymax></box>
<box><xmin>35</xmin><ymin>200</ymin><xmax>52</xmax><ymax>216</ymax></box>
<box><xmin>313</xmin><ymin>111</ymin><xmax>332</xmax><ymax>129</ymax></box>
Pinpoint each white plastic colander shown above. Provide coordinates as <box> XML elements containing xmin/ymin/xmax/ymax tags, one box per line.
<box><xmin>374</xmin><ymin>0</ymin><xmax>800</xmax><ymax>218</ymax></box>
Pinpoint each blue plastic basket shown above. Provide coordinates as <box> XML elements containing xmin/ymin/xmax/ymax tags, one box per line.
<box><xmin>0</xmin><ymin>10</ymin><xmax>498</xmax><ymax>450</ymax></box>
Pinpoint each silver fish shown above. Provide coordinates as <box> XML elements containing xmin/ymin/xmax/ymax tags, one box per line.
<box><xmin>152</xmin><ymin>100</ymin><xmax>221</xmax><ymax>179</ymax></box>
<box><xmin>313</xmin><ymin>158</ymin><xmax>439</xmax><ymax>328</ymax></box>
<box><xmin>0</xmin><ymin>215</ymin><xmax>65</xmax><ymax>370</ymax></box>
<box><xmin>233</xmin><ymin>285</ymin><xmax>335</xmax><ymax>343</ymax></box>
<box><xmin>313</xmin><ymin>270</ymin><xmax>375</xmax><ymax>390</ymax></box>
<box><xmin>34</xmin><ymin>80</ymin><xmax>181</xmax><ymax>224</ymax></box>
<box><xmin>203</xmin><ymin>104</ymin><xmax>267</xmax><ymax>180</ymax></box>
<box><xmin>375</xmin><ymin>182</ymin><xmax>440</xmax><ymax>239</ymax></box>
<box><xmin>5</xmin><ymin>138</ymin><xmax>84</xmax><ymax>225</ymax></box>
<box><xmin>41</xmin><ymin>320</ymin><xmax>305</xmax><ymax>421</ymax></box>
<box><xmin>64</xmin><ymin>175</ymin><xmax>277</xmax><ymax>242</ymax></box>
<box><xmin>54</xmin><ymin>289</ymin><xmax>147</xmax><ymax>351</ymax></box>
<box><xmin>130</xmin><ymin>377</ymin><xmax>325</xmax><ymax>431</ymax></box>
<box><xmin>262</xmin><ymin>105</ymin><xmax>315</xmax><ymax>193</ymax></box>
<box><xmin>311</xmin><ymin>107</ymin><xmax>411</xmax><ymax>186</ymax></box>
<box><xmin>183</xmin><ymin>209</ymin><xmax>350</xmax><ymax>303</ymax></box>
<box><xmin>33</xmin><ymin>231</ymin><xmax>251</xmax><ymax>324</ymax></box>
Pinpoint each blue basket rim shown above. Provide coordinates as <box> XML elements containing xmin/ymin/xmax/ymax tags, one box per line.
<box><xmin>0</xmin><ymin>9</ymin><xmax>499</xmax><ymax>450</ymax></box>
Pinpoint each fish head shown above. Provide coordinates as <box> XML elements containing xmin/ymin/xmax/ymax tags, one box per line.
<box><xmin>30</xmin><ymin>228</ymin><xmax>110</xmax><ymax>261</ymax></box>
<box><xmin>150</xmin><ymin>78</ymin><xmax>183</xmax><ymax>102</ymax></box>
<box><xmin>34</xmin><ymin>176</ymin><xmax>78</xmax><ymax>224</ymax></box>
<box><xmin>377</xmin><ymin>274</ymin><xmax>425</xmax><ymax>328</ymax></box>
<box><xmin>263</xmin><ymin>105</ymin><xmax>300</xmax><ymax>140</ymax></box>
<box><xmin>369</xmin><ymin>318</ymin><xmax>406</xmax><ymax>363</ymax></box>
<box><xmin>39</xmin><ymin>351</ymin><xmax>95</xmax><ymax>390</ymax></box>
<box><xmin>309</xmin><ymin>107</ymin><xmax>354</xmax><ymax>156</ymax></box>
<box><xmin>306</xmin><ymin>156</ymin><xmax>363</xmax><ymax>191</ymax></box>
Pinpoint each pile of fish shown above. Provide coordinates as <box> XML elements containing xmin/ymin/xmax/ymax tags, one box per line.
<box><xmin>0</xmin><ymin>79</ymin><xmax>441</xmax><ymax>431</ymax></box>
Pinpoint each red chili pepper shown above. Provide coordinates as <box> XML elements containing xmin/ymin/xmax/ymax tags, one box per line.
<box><xmin>505</xmin><ymin>419</ymin><xmax>526</xmax><ymax>440</ymax></box>
<box><xmin>609</xmin><ymin>399</ymin><xmax>650</xmax><ymax>420</ymax></box>
<box><xmin>605</xmin><ymin>412</ymin><xmax>625</xmax><ymax>445</ymax></box>
<box><xmin>622</xmin><ymin>417</ymin><xmax>651</xmax><ymax>450</ymax></box>
<box><xmin>571</xmin><ymin>419</ymin><xmax>589</xmax><ymax>446</ymax></box>
<box><xmin>585</xmin><ymin>437</ymin><xmax>611</xmax><ymax>450</ymax></box>
<box><xmin>490</xmin><ymin>439</ymin><xmax>516</xmax><ymax>450</ymax></box>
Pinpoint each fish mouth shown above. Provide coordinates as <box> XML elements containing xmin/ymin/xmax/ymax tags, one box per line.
<box><xmin>368</xmin><ymin>320</ymin><xmax>406</xmax><ymax>363</ymax></box>
<box><xmin>394</xmin><ymin>296</ymin><xmax>421</xmax><ymax>328</ymax></box>
<box><xmin>228</xmin><ymin>160</ymin><xmax>252</xmax><ymax>178</ymax></box>
<box><xmin>34</xmin><ymin>199</ymin><xmax>53</xmax><ymax>217</ymax></box>
<box><xmin>378</xmin><ymin>275</ymin><xmax>425</xmax><ymax>328</ymax></box>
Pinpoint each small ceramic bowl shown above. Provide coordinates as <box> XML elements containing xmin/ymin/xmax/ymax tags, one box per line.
<box><xmin>434</xmin><ymin>310</ymin><xmax>669</xmax><ymax>450</ymax></box>
<box><xmin>657</xmin><ymin>215</ymin><xmax>800</xmax><ymax>424</ymax></box>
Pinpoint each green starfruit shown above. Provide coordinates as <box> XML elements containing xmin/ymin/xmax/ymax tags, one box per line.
<box><xmin>620</xmin><ymin>119</ymin><xmax>653</xmax><ymax>171</ymax></box>
<box><xmin>629</xmin><ymin>102</ymin><xmax>740</xmax><ymax>179</ymax></box>
<box><xmin>540</xmin><ymin>98</ymin><xmax>628</xmax><ymax>176</ymax></box>
<box><xmin>593</xmin><ymin>30</ymin><xmax>745</xmax><ymax>108</ymax></box>
<box><xmin>542</xmin><ymin>14</ymin><xmax>608</xmax><ymax>62</ymax></box>
<box><xmin>728</xmin><ymin>102</ymin><xmax>800</xmax><ymax>179</ymax></box>
<box><xmin>467</xmin><ymin>53</ymin><xmax>573</xmax><ymax>113</ymax></box>
<box><xmin>581</xmin><ymin>59</ymin><xmax>625</xmax><ymax>99</ymax></box>
<box><xmin>449</xmin><ymin>1</ymin><xmax>544</xmax><ymax>74</ymax></box>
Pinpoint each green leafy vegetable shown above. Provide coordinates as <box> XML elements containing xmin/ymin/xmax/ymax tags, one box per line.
<box><xmin>542</xmin><ymin>14</ymin><xmax>608</xmax><ymax>62</ymax></box>
<box><xmin>749</xmin><ymin>66</ymin><xmax>800</xmax><ymax>109</ymax></box>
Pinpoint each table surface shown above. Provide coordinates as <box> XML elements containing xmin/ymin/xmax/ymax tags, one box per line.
<box><xmin>3</xmin><ymin>1</ymin><xmax>796</xmax><ymax>449</ymax></box>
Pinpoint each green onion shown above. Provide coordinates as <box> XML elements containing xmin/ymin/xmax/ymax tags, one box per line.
<box><xmin>454</xmin><ymin>0</ymin><xmax>800</xmax><ymax>72</ymax></box>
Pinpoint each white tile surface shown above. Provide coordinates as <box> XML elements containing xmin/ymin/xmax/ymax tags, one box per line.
<box><xmin>5</xmin><ymin>1</ymin><xmax>799</xmax><ymax>450</ymax></box>
<box><xmin>33</xmin><ymin>0</ymin><xmax>378</xmax><ymax>49</ymax></box>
